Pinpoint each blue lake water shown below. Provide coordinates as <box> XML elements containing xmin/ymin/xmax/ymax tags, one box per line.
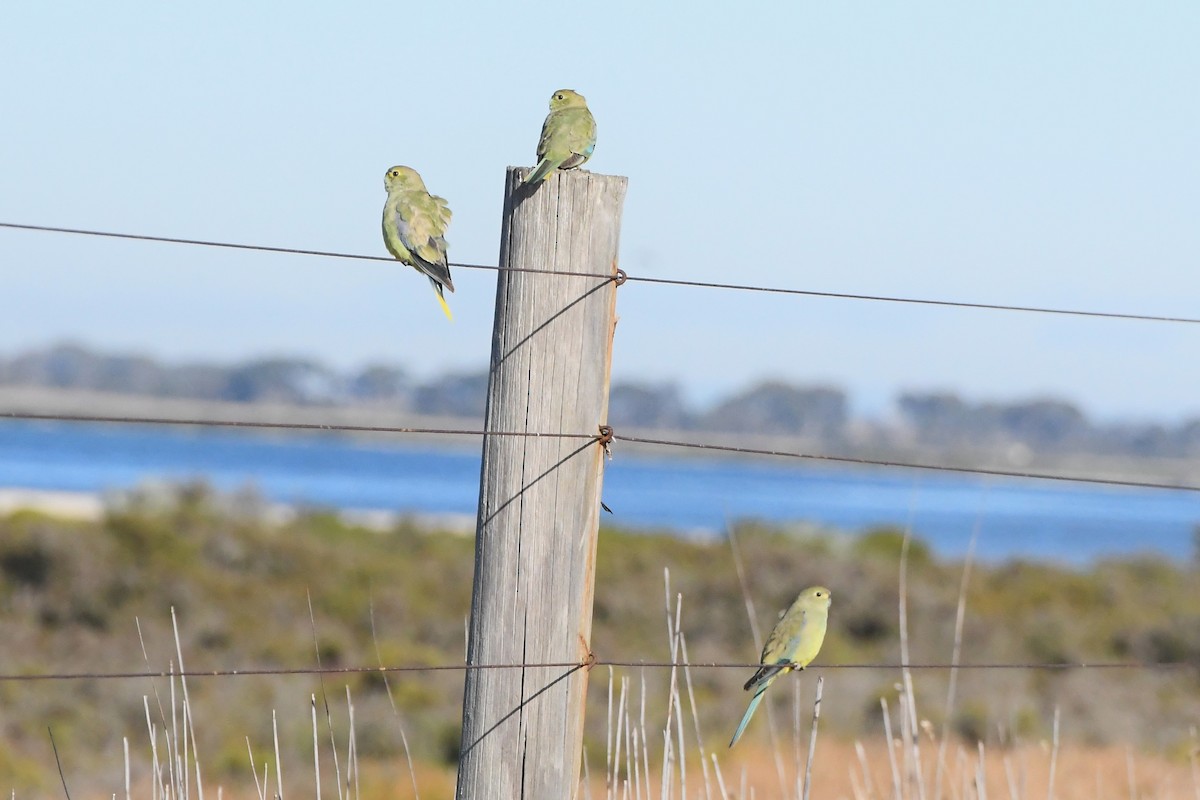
<box><xmin>1</xmin><ymin>420</ymin><xmax>1197</xmax><ymax>563</ymax></box>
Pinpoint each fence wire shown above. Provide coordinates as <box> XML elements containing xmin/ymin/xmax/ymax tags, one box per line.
<box><xmin>4</xmin><ymin>220</ymin><xmax>1199</xmax><ymax>324</ymax></box>
<box><xmin>3</xmin><ymin>410</ymin><xmax>1197</xmax><ymax>492</ymax></box>
<box><xmin>0</xmin><ymin>659</ymin><xmax>1192</xmax><ymax>684</ymax></box>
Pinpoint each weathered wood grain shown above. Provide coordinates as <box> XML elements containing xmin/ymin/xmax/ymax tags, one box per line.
<box><xmin>455</xmin><ymin>167</ymin><xmax>627</xmax><ymax>799</ymax></box>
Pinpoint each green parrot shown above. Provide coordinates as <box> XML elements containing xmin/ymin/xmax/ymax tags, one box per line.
<box><xmin>521</xmin><ymin>89</ymin><xmax>597</xmax><ymax>185</ymax></box>
<box><xmin>381</xmin><ymin>165</ymin><xmax>454</xmax><ymax>320</ymax></box>
<box><xmin>729</xmin><ymin>586</ymin><xmax>832</xmax><ymax>748</ymax></box>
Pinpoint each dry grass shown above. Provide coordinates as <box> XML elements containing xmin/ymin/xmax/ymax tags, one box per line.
<box><xmin>580</xmin><ymin>738</ymin><xmax>1199</xmax><ymax>800</ymax></box>
<box><xmin>223</xmin><ymin>739</ymin><xmax>1199</xmax><ymax>800</ymax></box>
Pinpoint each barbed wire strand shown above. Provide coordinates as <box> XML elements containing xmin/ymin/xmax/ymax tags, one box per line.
<box><xmin>0</xmin><ymin>659</ymin><xmax>1192</xmax><ymax>683</ymax></box>
<box><xmin>623</xmin><ymin>274</ymin><xmax>1200</xmax><ymax>324</ymax></box>
<box><xmin>0</xmin><ymin>410</ymin><xmax>596</xmax><ymax>441</ymax></box>
<box><xmin>0</xmin><ymin>222</ymin><xmax>610</xmax><ymax>282</ymax></box>
<box><xmin>4</xmin><ymin>221</ymin><xmax>1198</xmax><ymax>325</ymax></box>
<box><xmin>611</xmin><ymin>433</ymin><xmax>1200</xmax><ymax>493</ymax></box>
<box><xmin>3</xmin><ymin>410</ymin><xmax>1197</xmax><ymax>493</ymax></box>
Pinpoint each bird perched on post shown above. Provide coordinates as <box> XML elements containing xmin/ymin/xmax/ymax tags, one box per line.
<box><xmin>381</xmin><ymin>165</ymin><xmax>454</xmax><ymax>320</ymax></box>
<box><xmin>521</xmin><ymin>89</ymin><xmax>597</xmax><ymax>186</ymax></box>
<box><xmin>729</xmin><ymin>586</ymin><xmax>831</xmax><ymax>748</ymax></box>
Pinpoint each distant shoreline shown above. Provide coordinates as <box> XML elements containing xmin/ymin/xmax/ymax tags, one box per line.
<box><xmin>0</xmin><ymin>485</ymin><xmax>477</xmax><ymax>534</ymax></box>
<box><xmin>3</xmin><ymin>385</ymin><xmax>1199</xmax><ymax>486</ymax></box>
<box><xmin>0</xmin><ymin>386</ymin><xmax>484</xmax><ymax>449</ymax></box>
<box><xmin>0</xmin><ymin>487</ymin><xmax>104</xmax><ymax>520</ymax></box>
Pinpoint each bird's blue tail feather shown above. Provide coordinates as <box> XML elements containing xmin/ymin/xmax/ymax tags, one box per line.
<box><xmin>729</xmin><ymin>687</ymin><xmax>767</xmax><ymax>748</ymax></box>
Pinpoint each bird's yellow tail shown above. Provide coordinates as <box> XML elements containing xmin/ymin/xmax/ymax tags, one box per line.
<box><xmin>431</xmin><ymin>282</ymin><xmax>453</xmax><ymax>321</ymax></box>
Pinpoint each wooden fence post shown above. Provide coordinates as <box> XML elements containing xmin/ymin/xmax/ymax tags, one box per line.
<box><xmin>455</xmin><ymin>167</ymin><xmax>628</xmax><ymax>799</ymax></box>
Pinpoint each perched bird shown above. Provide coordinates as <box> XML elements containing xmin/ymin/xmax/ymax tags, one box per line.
<box><xmin>729</xmin><ymin>586</ymin><xmax>832</xmax><ymax>748</ymax></box>
<box><xmin>381</xmin><ymin>165</ymin><xmax>454</xmax><ymax>320</ymax></box>
<box><xmin>522</xmin><ymin>89</ymin><xmax>597</xmax><ymax>185</ymax></box>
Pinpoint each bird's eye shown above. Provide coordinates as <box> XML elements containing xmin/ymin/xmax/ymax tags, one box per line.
<box><xmin>556</xmin><ymin>93</ymin><xmax>564</xmax><ymax>100</ymax></box>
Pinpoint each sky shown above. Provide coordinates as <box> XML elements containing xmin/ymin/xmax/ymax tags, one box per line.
<box><xmin>1</xmin><ymin>2</ymin><xmax>1198</xmax><ymax>422</ymax></box>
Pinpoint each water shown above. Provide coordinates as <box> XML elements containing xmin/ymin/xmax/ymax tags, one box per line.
<box><xmin>1</xmin><ymin>420</ymin><xmax>1197</xmax><ymax>563</ymax></box>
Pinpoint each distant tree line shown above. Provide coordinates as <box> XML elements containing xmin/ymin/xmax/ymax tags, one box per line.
<box><xmin>3</xmin><ymin>342</ymin><xmax>1198</xmax><ymax>457</ymax></box>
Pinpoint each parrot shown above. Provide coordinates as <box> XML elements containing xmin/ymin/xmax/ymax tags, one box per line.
<box><xmin>729</xmin><ymin>586</ymin><xmax>832</xmax><ymax>748</ymax></box>
<box><xmin>381</xmin><ymin>165</ymin><xmax>454</xmax><ymax>320</ymax></box>
<box><xmin>522</xmin><ymin>89</ymin><xmax>597</xmax><ymax>186</ymax></box>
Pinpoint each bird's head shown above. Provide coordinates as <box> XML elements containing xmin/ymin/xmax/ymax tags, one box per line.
<box><xmin>548</xmin><ymin>89</ymin><xmax>588</xmax><ymax>110</ymax></box>
<box><xmin>801</xmin><ymin>586</ymin><xmax>832</xmax><ymax>610</ymax></box>
<box><xmin>384</xmin><ymin>165</ymin><xmax>426</xmax><ymax>193</ymax></box>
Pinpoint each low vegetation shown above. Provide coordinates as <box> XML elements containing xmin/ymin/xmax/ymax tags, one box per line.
<box><xmin>0</xmin><ymin>482</ymin><xmax>1197</xmax><ymax>795</ymax></box>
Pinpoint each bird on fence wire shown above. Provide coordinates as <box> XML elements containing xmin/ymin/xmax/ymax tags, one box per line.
<box><xmin>381</xmin><ymin>165</ymin><xmax>455</xmax><ymax>320</ymax></box>
<box><xmin>729</xmin><ymin>585</ymin><xmax>832</xmax><ymax>748</ymax></box>
<box><xmin>521</xmin><ymin>89</ymin><xmax>597</xmax><ymax>186</ymax></box>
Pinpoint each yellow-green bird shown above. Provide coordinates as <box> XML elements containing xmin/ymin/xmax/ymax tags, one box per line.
<box><xmin>729</xmin><ymin>586</ymin><xmax>832</xmax><ymax>748</ymax></box>
<box><xmin>521</xmin><ymin>89</ymin><xmax>597</xmax><ymax>185</ymax></box>
<box><xmin>381</xmin><ymin>165</ymin><xmax>454</xmax><ymax>320</ymax></box>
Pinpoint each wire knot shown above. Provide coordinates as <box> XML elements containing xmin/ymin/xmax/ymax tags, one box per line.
<box><xmin>597</xmin><ymin>424</ymin><xmax>614</xmax><ymax>461</ymax></box>
<box><xmin>613</xmin><ymin>268</ymin><xmax>627</xmax><ymax>286</ymax></box>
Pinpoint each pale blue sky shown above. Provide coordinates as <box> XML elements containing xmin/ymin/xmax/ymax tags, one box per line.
<box><xmin>2</xmin><ymin>2</ymin><xmax>1197</xmax><ymax>421</ymax></box>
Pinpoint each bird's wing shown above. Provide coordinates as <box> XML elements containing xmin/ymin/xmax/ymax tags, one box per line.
<box><xmin>565</xmin><ymin>108</ymin><xmax>597</xmax><ymax>157</ymax></box>
<box><xmin>535</xmin><ymin>114</ymin><xmax>556</xmax><ymax>161</ymax></box>
<box><xmin>393</xmin><ymin>192</ymin><xmax>454</xmax><ymax>291</ymax></box>
<box><xmin>761</xmin><ymin>607</ymin><xmax>809</xmax><ymax>663</ymax></box>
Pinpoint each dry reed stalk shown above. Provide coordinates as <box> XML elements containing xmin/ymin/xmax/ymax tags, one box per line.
<box><xmin>345</xmin><ymin>687</ymin><xmax>359</xmax><ymax>800</ymax></box>
<box><xmin>851</xmin><ymin>768</ymin><xmax>868</xmax><ymax>800</ymax></box>
<box><xmin>672</xmin><ymin>597</ymin><xmax>688</xmax><ymax>799</ymax></box>
<box><xmin>794</xmin><ymin>681</ymin><xmax>804</xmax><ymax>799</ymax></box>
<box><xmin>802</xmin><ymin>676</ymin><xmax>825</xmax><ymax>800</ymax></box>
<box><xmin>171</xmin><ymin>608</ymin><xmax>204</xmax><ymax>800</ymax></box>
<box><xmin>1046</xmin><ymin>707</ymin><xmax>1060</xmax><ymax>800</ymax></box>
<box><xmin>976</xmin><ymin>742</ymin><xmax>988</xmax><ymax>800</ymax></box>
<box><xmin>661</xmin><ymin>729</ymin><xmax>674</xmax><ymax>800</ymax></box>
<box><xmin>1002</xmin><ymin>746</ymin><xmax>1020</xmax><ymax>800</ymax></box>
<box><xmin>711</xmin><ymin>753</ymin><xmax>732</xmax><ymax>800</ymax></box>
<box><xmin>726</xmin><ymin>522</ymin><xmax>763</xmax><ymax>648</ymax></box>
<box><xmin>310</xmin><ymin>696</ymin><xmax>321</xmax><ymax>800</ymax></box>
<box><xmin>273</xmin><ymin>709</ymin><xmax>284</xmax><ymax>800</ymax></box>
<box><xmin>904</xmin><ymin>693</ymin><xmax>914</xmax><ymax>796</ymax></box>
<box><xmin>936</xmin><ymin>524</ymin><xmax>981</xmax><ymax>800</ymax></box>
<box><xmin>607</xmin><ymin>667</ymin><xmax>615</xmax><ymax>800</ymax></box>
<box><xmin>614</xmin><ymin>676</ymin><xmax>629</xmax><ymax>796</ymax></box>
<box><xmin>245</xmin><ymin>738</ymin><xmax>264</xmax><ymax>800</ymax></box>
<box><xmin>898</xmin><ymin>524</ymin><xmax>928</xmax><ymax>800</ymax></box>
<box><xmin>678</xmin><ymin>635</ymin><xmax>714</xmax><ymax>800</ymax></box>
<box><xmin>306</xmin><ymin>592</ymin><xmax>342</xmax><ymax>800</ymax></box>
<box><xmin>368</xmin><ymin>604</ymin><xmax>420</xmax><ymax>800</ymax></box>
<box><xmin>661</xmin><ymin>570</ymin><xmax>676</xmax><ymax>800</ymax></box>
<box><xmin>660</xmin><ymin>570</ymin><xmax>688</xmax><ymax>800</ymax></box>
<box><xmin>857</xmin><ymin>739</ymin><xmax>880</xmax><ymax>800</ymax></box>
<box><xmin>639</xmin><ymin>671</ymin><xmax>652</xmax><ymax>800</ymax></box>
<box><xmin>631</xmin><ymin>725</ymin><xmax>641</xmax><ymax>800</ymax></box>
<box><xmin>882</xmin><ymin>698</ymin><xmax>902</xmax><ymax>800</ymax></box>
